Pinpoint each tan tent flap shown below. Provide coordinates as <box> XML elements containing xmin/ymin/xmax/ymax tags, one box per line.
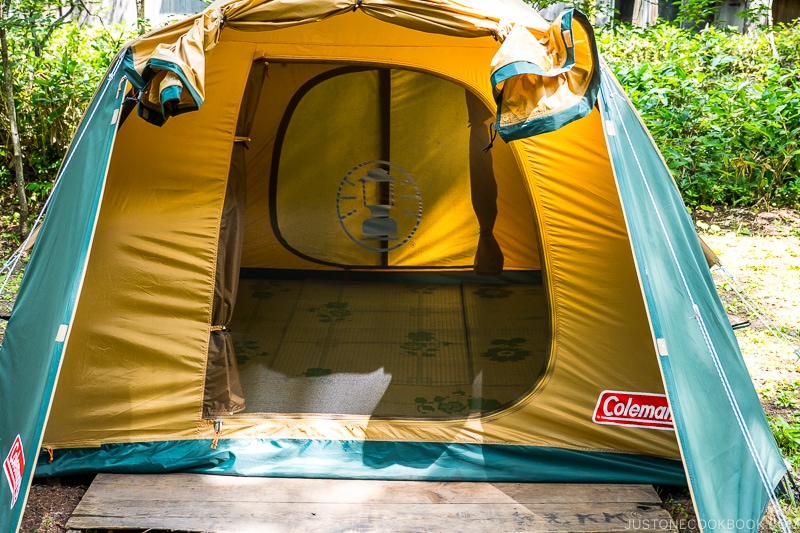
<box><xmin>203</xmin><ymin>143</ymin><xmax>248</xmax><ymax>416</ymax></box>
<box><xmin>44</xmin><ymin>42</ymin><xmax>260</xmax><ymax>447</ymax></box>
<box><xmin>203</xmin><ymin>60</ymin><xmax>269</xmax><ymax>417</ymax></box>
<box><xmin>220</xmin><ymin>0</ymin><xmax>549</xmax><ymax>35</ymax></box>
<box><xmin>497</xmin><ymin>108</ymin><xmax>676</xmax><ymax>456</ymax></box>
<box><xmin>698</xmin><ymin>236</ymin><xmax>721</xmax><ymax>267</ymax></box>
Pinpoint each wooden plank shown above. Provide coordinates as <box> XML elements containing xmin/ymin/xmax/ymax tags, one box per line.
<box><xmin>84</xmin><ymin>473</ymin><xmax>663</xmax><ymax>504</ymax></box>
<box><xmin>68</xmin><ymin>502</ymin><xmax>673</xmax><ymax>532</ymax></box>
<box><xmin>67</xmin><ymin>474</ymin><xmax>677</xmax><ymax>533</ymax></box>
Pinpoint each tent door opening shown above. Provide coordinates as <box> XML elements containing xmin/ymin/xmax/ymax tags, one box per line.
<box><xmin>206</xmin><ymin>62</ymin><xmax>551</xmax><ymax>420</ymax></box>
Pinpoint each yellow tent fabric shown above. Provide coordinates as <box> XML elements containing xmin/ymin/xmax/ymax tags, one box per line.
<box><xmin>43</xmin><ymin>4</ymin><xmax>678</xmax><ymax>466</ymax></box>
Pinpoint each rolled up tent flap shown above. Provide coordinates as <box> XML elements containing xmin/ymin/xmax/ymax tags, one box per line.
<box><xmin>490</xmin><ymin>9</ymin><xmax>601</xmax><ymax>141</ymax></box>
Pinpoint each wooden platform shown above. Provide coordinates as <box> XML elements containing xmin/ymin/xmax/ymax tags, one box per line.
<box><xmin>66</xmin><ymin>473</ymin><xmax>677</xmax><ymax>532</ymax></box>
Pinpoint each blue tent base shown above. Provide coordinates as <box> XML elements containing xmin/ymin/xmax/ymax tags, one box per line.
<box><xmin>36</xmin><ymin>439</ymin><xmax>687</xmax><ymax>485</ymax></box>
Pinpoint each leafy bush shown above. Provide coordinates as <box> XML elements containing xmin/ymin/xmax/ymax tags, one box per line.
<box><xmin>0</xmin><ymin>21</ymin><xmax>135</xmax><ymax>233</ymax></box>
<box><xmin>598</xmin><ymin>22</ymin><xmax>800</xmax><ymax>209</ymax></box>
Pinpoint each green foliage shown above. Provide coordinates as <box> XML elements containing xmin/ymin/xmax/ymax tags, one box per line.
<box><xmin>526</xmin><ymin>0</ymin><xmax>610</xmax><ymax>24</ymax></box>
<box><xmin>674</xmin><ymin>0</ymin><xmax>719</xmax><ymax>28</ymax></box>
<box><xmin>773</xmin><ymin>380</ymin><xmax>800</xmax><ymax>408</ymax></box>
<box><xmin>761</xmin><ymin>381</ymin><xmax>800</xmax><ymax>470</ymax></box>
<box><xmin>0</xmin><ymin>262</ymin><xmax>24</xmax><ymax>340</ymax></box>
<box><xmin>0</xmin><ymin>263</ymin><xmax>23</xmax><ymax>296</ymax></box>
<box><xmin>598</xmin><ymin>22</ymin><xmax>800</xmax><ymax>209</ymax></box>
<box><xmin>769</xmin><ymin>415</ymin><xmax>800</xmax><ymax>459</ymax></box>
<box><xmin>0</xmin><ymin>19</ymin><xmax>135</xmax><ymax>223</ymax></box>
<box><xmin>0</xmin><ymin>211</ymin><xmax>20</xmax><ymax>246</ymax></box>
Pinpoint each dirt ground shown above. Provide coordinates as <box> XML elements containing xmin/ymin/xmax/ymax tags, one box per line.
<box><xmin>19</xmin><ymin>481</ymin><xmax>89</xmax><ymax>533</ymax></box>
<box><xmin>12</xmin><ymin>206</ymin><xmax>800</xmax><ymax>533</ymax></box>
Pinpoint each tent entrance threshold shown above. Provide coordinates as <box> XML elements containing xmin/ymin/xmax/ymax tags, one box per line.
<box><xmin>66</xmin><ymin>473</ymin><xmax>677</xmax><ymax>532</ymax></box>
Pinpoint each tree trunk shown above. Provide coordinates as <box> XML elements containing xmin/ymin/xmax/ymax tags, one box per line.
<box><xmin>136</xmin><ymin>0</ymin><xmax>146</xmax><ymax>34</ymax></box>
<box><xmin>0</xmin><ymin>5</ymin><xmax>29</xmax><ymax>239</ymax></box>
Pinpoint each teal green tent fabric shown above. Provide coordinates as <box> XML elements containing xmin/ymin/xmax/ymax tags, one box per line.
<box><xmin>599</xmin><ymin>68</ymin><xmax>787</xmax><ymax>533</ymax></box>
<box><xmin>0</xmin><ymin>55</ymin><xmax>127</xmax><ymax>533</ymax></box>
<box><xmin>33</xmin><ymin>439</ymin><xmax>687</xmax><ymax>485</ymax></box>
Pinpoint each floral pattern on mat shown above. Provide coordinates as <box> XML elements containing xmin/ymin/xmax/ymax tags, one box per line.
<box><xmin>414</xmin><ymin>389</ymin><xmax>503</xmax><ymax>415</ymax></box>
<box><xmin>481</xmin><ymin>337</ymin><xmax>532</xmax><ymax>363</ymax></box>
<box><xmin>234</xmin><ymin>339</ymin><xmax>270</xmax><ymax>365</ymax></box>
<box><xmin>251</xmin><ymin>280</ymin><xmax>293</xmax><ymax>299</ymax></box>
<box><xmin>472</xmin><ymin>285</ymin><xmax>513</xmax><ymax>299</ymax></box>
<box><xmin>307</xmin><ymin>301</ymin><xmax>352</xmax><ymax>323</ymax></box>
<box><xmin>400</xmin><ymin>331</ymin><xmax>452</xmax><ymax>357</ymax></box>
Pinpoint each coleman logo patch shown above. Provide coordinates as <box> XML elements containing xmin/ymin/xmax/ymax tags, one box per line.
<box><xmin>592</xmin><ymin>391</ymin><xmax>673</xmax><ymax>430</ymax></box>
<box><xmin>336</xmin><ymin>160</ymin><xmax>422</xmax><ymax>253</ymax></box>
<box><xmin>3</xmin><ymin>434</ymin><xmax>25</xmax><ymax>508</ymax></box>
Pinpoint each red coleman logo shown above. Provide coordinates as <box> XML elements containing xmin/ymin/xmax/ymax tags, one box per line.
<box><xmin>3</xmin><ymin>435</ymin><xmax>25</xmax><ymax>509</ymax></box>
<box><xmin>592</xmin><ymin>391</ymin><xmax>674</xmax><ymax>430</ymax></box>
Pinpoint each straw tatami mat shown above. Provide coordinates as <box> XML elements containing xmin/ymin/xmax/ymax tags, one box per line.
<box><xmin>230</xmin><ymin>278</ymin><xmax>548</xmax><ymax>418</ymax></box>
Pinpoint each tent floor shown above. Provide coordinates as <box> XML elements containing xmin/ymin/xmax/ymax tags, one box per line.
<box><xmin>230</xmin><ymin>276</ymin><xmax>549</xmax><ymax>418</ymax></box>
<box><xmin>65</xmin><ymin>473</ymin><xmax>677</xmax><ymax>532</ymax></box>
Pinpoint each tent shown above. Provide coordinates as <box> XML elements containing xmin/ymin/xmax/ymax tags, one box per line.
<box><xmin>0</xmin><ymin>0</ymin><xmax>789</xmax><ymax>531</ymax></box>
